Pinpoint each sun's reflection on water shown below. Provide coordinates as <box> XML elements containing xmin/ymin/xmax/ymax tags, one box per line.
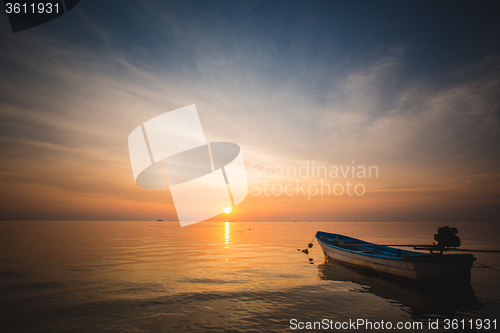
<box><xmin>224</xmin><ymin>221</ymin><xmax>230</xmax><ymax>249</ymax></box>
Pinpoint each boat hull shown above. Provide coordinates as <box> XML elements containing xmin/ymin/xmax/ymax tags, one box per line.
<box><xmin>316</xmin><ymin>231</ymin><xmax>475</xmax><ymax>284</ymax></box>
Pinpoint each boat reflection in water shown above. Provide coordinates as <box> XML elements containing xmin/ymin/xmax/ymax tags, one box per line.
<box><xmin>317</xmin><ymin>259</ymin><xmax>482</xmax><ymax>318</ymax></box>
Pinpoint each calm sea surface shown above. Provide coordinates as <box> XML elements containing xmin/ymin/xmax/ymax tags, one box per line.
<box><xmin>0</xmin><ymin>221</ymin><xmax>499</xmax><ymax>332</ymax></box>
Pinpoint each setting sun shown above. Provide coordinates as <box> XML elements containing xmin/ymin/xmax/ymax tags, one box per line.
<box><xmin>223</xmin><ymin>207</ymin><xmax>232</xmax><ymax>214</ymax></box>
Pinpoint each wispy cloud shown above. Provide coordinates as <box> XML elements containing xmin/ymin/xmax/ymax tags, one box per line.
<box><xmin>0</xmin><ymin>1</ymin><xmax>499</xmax><ymax>221</ymax></box>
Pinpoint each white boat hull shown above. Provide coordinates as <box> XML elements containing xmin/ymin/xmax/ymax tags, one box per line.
<box><xmin>316</xmin><ymin>231</ymin><xmax>475</xmax><ymax>284</ymax></box>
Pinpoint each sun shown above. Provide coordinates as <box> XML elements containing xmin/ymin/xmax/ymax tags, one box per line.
<box><xmin>223</xmin><ymin>207</ymin><xmax>232</xmax><ymax>214</ymax></box>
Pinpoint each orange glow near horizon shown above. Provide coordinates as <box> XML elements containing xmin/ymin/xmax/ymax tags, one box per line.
<box><xmin>1</xmin><ymin>146</ymin><xmax>498</xmax><ymax>222</ymax></box>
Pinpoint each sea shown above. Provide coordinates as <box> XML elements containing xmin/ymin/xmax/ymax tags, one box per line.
<box><xmin>0</xmin><ymin>221</ymin><xmax>499</xmax><ymax>333</ymax></box>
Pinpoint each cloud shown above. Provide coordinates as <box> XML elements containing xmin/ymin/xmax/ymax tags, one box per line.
<box><xmin>316</xmin><ymin>54</ymin><xmax>500</xmax><ymax>165</ymax></box>
<box><xmin>0</xmin><ymin>2</ymin><xmax>499</xmax><ymax>221</ymax></box>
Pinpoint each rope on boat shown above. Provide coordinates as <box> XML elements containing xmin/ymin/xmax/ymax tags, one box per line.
<box><xmin>473</xmin><ymin>261</ymin><xmax>500</xmax><ymax>273</ymax></box>
<box><xmin>296</xmin><ymin>237</ymin><xmax>316</xmax><ymax>256</ymax></box>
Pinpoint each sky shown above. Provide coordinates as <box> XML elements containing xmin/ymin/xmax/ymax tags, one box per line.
<box><xmin>0</xmin><ymin>0</ymin><xmax>499</xmax><ymax>222</ymax></box>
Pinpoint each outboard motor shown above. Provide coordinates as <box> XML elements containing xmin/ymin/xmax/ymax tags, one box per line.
<box><xmin>434</xmin><ymin>226</ymin><xmax>461</xmax><ymax>248</ymax></box>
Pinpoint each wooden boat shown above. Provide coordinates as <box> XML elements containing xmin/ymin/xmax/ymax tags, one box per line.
<box><xmin>315</xmin><ymin>231</ymin><xmax>476</xmax><ymax>284</ymax></box>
